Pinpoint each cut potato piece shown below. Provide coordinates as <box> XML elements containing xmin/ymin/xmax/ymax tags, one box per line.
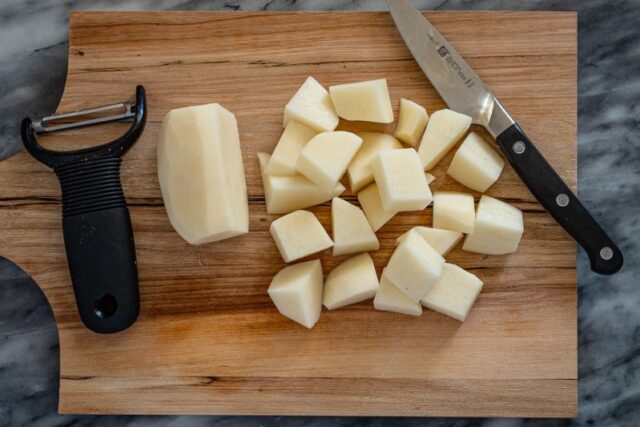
<box><xmin>296</xmin><ymin>131</ymin><xmax>362</xmax><ymax>193</ymax></box>
<box><xmin>284</xmin><ymin>76</ymin><xmax>339</xmax><ymax>132</ymax></box>
<box><xmin>385</xmin><ymin>230</ymin><xmax>445</xmax><ymax>301</ymax></box>
<box><xmin>394</xmin><ymin>98</ymin><xmax>429</xmax><ymax>146</ymax></box>
<box><xmin>396</xmin><ymin>226</ymin><xmax>463</xmax><ymax>256</ymax></box>
<box><xmin>418</xmin><ymin>109</ymin><xmax>472</xmax><ymax>170</ymax></box>
<box><xmin>463</xmin><ymin>195</ymin><xmax>524</xmax><ymax>255</ymax></box>
<box><xmin>323</xmin><ymin>253</ymin><xmax>379</xmax><ymax>310</ymax></box>
<box><xmin>258</xmin><ymin>153</ymin><xmax>344</xmax><ymax>214</ymax></box>
<box><xmin>265</xmin><ymin>121</ymin><xmax>316</xmax><ymax>176</ymax></box>
<box><xmin>421</xmin><ymin>263</ymin><xmax>483</xmax><ymax>322</ymax></box>
<box><xmin>268</xmin><ymin>259</ymin><xmax>323</xmax><ymax>328</ymax></box>
<box><xmin>270</xmin><ymin>210</ymin><xmax>333</xmax><ymax>262</ymax></box>
<box><xmin>447</xmin><ymin>132</ymin><xmax>505</xmax><ymax>192</ymax></box>
<box><xmin>425</xmin><ymin>173</ymin><xmax>436</xmax><ymax>184</ymax></box>
<box><xmin>329</xmin><ymin>79</ymin><xmax>394</xmax><ymax>123</ymax></box>
<box><xmin>373</xmin><ymin>269</ymin><xmax>422</xmax><ymax>316</ymax></box>
<box><xmin>158</xmin><ymin>103</ymin><xmax>248</xmax><ymax>245</ymax></box>
<box><xmin>433</xmin><ymin>191</ymin><xmax>476</xmax><ymax>234</ymax></box>
<box><xmin>347</xmin><ymin>132</ymin><xmax>402</xmax><ymax>193</ymax></box>
<box><xmin>371</xmin><ymin>148</ymin><xmax>432</xmax><ymax>212</ymax></box>
<box><xmin>331</xmin><ymin>198</ymin><xmax>379</xmax><ymax>256</ymax></box>
<box><xmin>357</xmin><ymin>183</ymin><xmax>398</xmax><ymax>232</ymax></box>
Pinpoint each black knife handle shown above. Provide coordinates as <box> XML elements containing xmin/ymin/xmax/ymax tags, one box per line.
<box><xmin>495</xmin><ymin>123</ymin><xmax>623</xmax><ymax>275</ymax></box>
<box><xmin>56</xmin><ymin>157</ymin><xmax>139</xmax><ymax>333</ymax></box>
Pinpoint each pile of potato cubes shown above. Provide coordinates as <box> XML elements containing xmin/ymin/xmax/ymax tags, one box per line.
<box><xmin>260</xmin><ymin>76</ymin><xmax>524</xmax><ymax>329</ymax></box>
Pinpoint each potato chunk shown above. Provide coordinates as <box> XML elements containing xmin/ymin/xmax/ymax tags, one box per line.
<box><xmin>331</xmin><ymin>197</ymin><xmax>379</xmax><ymax>256</ymax></box>
<box><xmin>417</xmin><ymin>109</ymin><xmax>472</xmax><ymax>170</ymax></box>
<box><xmin>158</xmin><ymin>103</ymin><xmax>248</xmax><ymax>245</ymax></box>
<box><xmin>433</xmin><ymin>191</ymin><xmax>476</xmax><ymax>234</ymax></box>
<box><xmin>357</xmin><ymin>183</ymin><xmax>398</xmax><ymax>232</ymax></box>
<box><xmin>396</xmin><ymin>226</ymin><xmax>463</xmax><ymax>256</ymax></box>
<box><xmin>373</xmin><ymin>269</ymin><xmax>422</xmax><ymax>316</ymax></box>
<box><xmin>421</xmin><ymin>263</ymin><xmax>483</xmax><ymax>322</ymax></box>
<box><xmin>268</xmin><ymin>259</ymin><xmax>323</xmax><ymax>328</ymax></box>
<box><xmin>347</xmin><ymin>132</ymin><xmax>402</xmax><ymax>193</ymax></box>
<box><xmin>425</xmin><ymin>173</ymin><xmax>436</xmax><ymax>184</ymax></box>
<box><xmin>371</xmin><ymin>148</ymin><xmax>432</xmax><ymax>212</ymax></box>
<box><xmin>270</xmin><ymin>210</ymin><xmax>333</xmax><ymax>262</ymax></box>
<box><xmin>258</xmin><ymin>153</ymin><xmax>345</xmax><ymax>214</ymax></box>
<box><xmin>329</xmin><ymin>79</ymin><xmax>394</xmax><ymax>123</ymax></box>
<box><xmin>394</xmin><ymin>98</ymin><xmax>428</xmax><ymax>146</ymax></box>
<box><xmin>284</xmin><ymin>76</ymin><xmax>339</xmax><ymax>132</ymax></box>
<box><xmin>266</xmin><ymin>121</ymin><xmax>316</xmax><ymax>176</ymax></box>
<box><xmin>296</xmin><ymin>131</ymin><xmax>362</xmax><ymax>193</ymax></box>
<box><xmin>385</xmin><ymin>229</ymin><xmax>445</xmax><ymax>302</ymax></box>
<box><xmin>463</xmin><ymin>195</ymin><xmax>524</xmax><ymax>255</ymax></box>
<box><xmin>323</xmin><ymin>253</ymin><xmax>379</xmax><ymax>310</ymax></box>
<box><xmin>447</xmin><ymin>132</ymin><xmax>505</xmax><ymax>192</ymax></box>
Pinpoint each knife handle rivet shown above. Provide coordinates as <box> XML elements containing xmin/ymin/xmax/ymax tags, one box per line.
<box><xmin>600</xmin><ymin>246</ymin><xmax>614</xmax><ymax>261</ymax></box>
<box><xmin>556</xmin><ymin>193</ymin><xmax>569</xmax><ymax>207</ymax></box>
<box><xmin>512</xmin><ymin>141</ymin><xmax>526</xmax><ymax>154</ymax></box>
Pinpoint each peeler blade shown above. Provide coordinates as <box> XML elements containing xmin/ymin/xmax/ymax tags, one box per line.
<box><xmin>32</xmin><ymin>102</ymin><xmax>135</xmax><ymax>134</ymax></box>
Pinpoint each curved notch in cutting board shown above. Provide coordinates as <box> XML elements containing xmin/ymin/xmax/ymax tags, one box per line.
<box><xmin>0</xmin><ymin>11</ymin><xmax>577</xmax><ymax>417</ymax></box>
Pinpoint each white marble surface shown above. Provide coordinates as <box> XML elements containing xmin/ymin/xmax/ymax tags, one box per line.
<box><xmin>1</xmin><ymin>1</ymin><xmax>639</xmax><ymax>426</ymax></box>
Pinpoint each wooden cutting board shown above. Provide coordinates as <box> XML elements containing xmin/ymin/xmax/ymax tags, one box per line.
<box><xmin>0</xmin><ymin>11</ymin><xmax>577</xmax><ymax>417</ymax></box>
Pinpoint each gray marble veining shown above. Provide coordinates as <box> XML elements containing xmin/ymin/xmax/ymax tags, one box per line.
<box><xmin>1</xmin><ymin>1</ymin><xmax>639</xmax><ymax>426</ymax></box>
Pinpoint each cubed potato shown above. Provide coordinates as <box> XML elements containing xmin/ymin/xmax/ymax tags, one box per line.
<box><xmin>270</xmin><ymin>210</ymin><xmax>333</xmax><ymax>262</ymax></box>
<box><xmin>268</xmin><ymin>259</ymin><xmax>323</xmax><ymax>328</ymax></box>
<box><xmin>373</xmin><ymin>269</ymin><xmax>422</xmax><ymax>316</ymax></box>
<box><xmin>258</xmin><ymin>153</ymin><xmax>345</xmax><ymax>214</ymax></box>
<box><xmin>323</xmin><ymin>253</ymin><xmax>379</xmax><ymax>310</ymax></box>
<box><xmin>329</xmin><ymin>79</ymin><xmax>394</xmax><ymax>123</ymax></box>
<box><xmin>425</xmin><ymin>173</ymin><xmax>436</xmax><ymax>184</ymax></box>
<box><xmin>394</xmin><ymin>98</ymin><xmax>428</xmax><ymax>146</ymax></box>
<box><xmin>396</xmin><ymin>226</ymin><xmax>463</xmax><ymax>256</ymax></box>
<box><xmin>417</xmin><ymin>109</ymin><xmax>472</xmax><ymax>170</ymax></box>
<box><xmin>421</xmin><ymin>263</ymin><xmax>483</xmax><ymax>322</ymax></box>
<box><xmin>296</xmin><ymin>131</ymin><xmax>362</xmax><ymax>192</ymax></box>
<box><xmin>433</xmin><ymin>191</ymin><xmax>476</xmax><ymax>234</ymax></box>
<box><xmin>284</xmin><ymin>76</ymin><xmax>339</xmax><ymax>132</ymax></box>
<box><xmin>463</xmin><ymin>195</ymin><xmax>524</xmax><ymax>255</ymax></box>
<box><xmin>371</xmin><ymin>148</ymin><xmax>432</xmax><ymax>212</ymax></box>
<box><xmin>357</xmin><ymin>182</ymin><xmax>398</xmax><ymax>232</ymax></box>
<box><xmin>385</xmin><ymin>230</ymin><xmax>445</xmax><ymax>301</ymax></box>
<box><xmin>447</xmin><ymin>132</ymin><xmax>505</xmax><ymax>192</ymax></box>
<box><xmin>158</xmin><ymin>103</ymin><xmax>248</xmax><ymax>245</ymax></box>
<box><xmin>347</xmin><ymin>132</ymin><xmax>402</xmax><ymax>193</ymax></box>
<box><xmin>331</xmin><ymin>197</ymin><xmax>379</xmax><ymax>256</ymax></box>
<box><xmin>265</xmin><ymin>121</ymin><xmax>317</xmax><ymax>176</ymax></box>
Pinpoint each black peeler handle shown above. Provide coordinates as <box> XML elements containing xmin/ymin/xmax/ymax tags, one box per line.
<box><xmin>21</xmin><ymin>86</ymin><xmax>147</xmax><ymax>333</ymax></box>
<box><xmin>496</xmin><ymin>123</ymin><xmax>623</xmax><ymax>275</ymax></box>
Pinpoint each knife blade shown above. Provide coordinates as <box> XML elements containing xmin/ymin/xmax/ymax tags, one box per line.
<box><xmin>387</xmin><ymin>0</ymin><xmax>623</xmax><ymax>275</ymax></box>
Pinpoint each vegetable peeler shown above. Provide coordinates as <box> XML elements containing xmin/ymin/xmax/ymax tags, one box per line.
<box><xmin>21</xmin><ymin>85</ymin><xmax>147</xmax><ymax>333</ymax></box>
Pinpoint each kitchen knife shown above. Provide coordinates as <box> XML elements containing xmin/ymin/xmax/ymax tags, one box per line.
<box><xmin>387</xmin><ymin>0</ymin><xmax>623</xmax><ymax>275</ymax></box>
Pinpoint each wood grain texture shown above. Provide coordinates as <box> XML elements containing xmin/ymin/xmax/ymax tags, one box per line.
<box><xmin>0</xmin><ymin>11</ymin><xmax>577</xmax><ymax>417</ymax></box>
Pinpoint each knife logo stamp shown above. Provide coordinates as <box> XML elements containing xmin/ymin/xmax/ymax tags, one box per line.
<box><xmin>437</xmin><ymin>45</ymin><xmax>449</xmax><ymax>57</ymax></box>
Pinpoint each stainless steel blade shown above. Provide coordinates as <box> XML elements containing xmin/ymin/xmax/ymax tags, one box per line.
<box><xmin>387</xmin><ymin>0</ymin><xmax>514</xmax><ymax>138</ymax></box>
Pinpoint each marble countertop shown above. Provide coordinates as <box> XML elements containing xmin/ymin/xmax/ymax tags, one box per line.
<box><xmin>1</xmin><ymin>1</ymin><xmax>638</xmax><ymax>426</ymax></box>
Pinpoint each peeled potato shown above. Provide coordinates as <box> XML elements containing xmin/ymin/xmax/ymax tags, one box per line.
<box><xmin>158</xmin><ymin>103</ymin><xmax>248</xmax><ymax>245</ymax></box>
<box><xmin>329</xmin><ymin>79</ymin><xmax>394</xmax><ymax>123</ymax></box>
<box><xmin>331</xmin><ymin>197</ymin><xmax>379</xmax><ymax>256</ymax></box>
<box><xmin>396</xmin><ymin>226</ymin><xmax>463</xmax><ymax>256</ymax></box>
<box><xmin>347</xmin><ymin>132</ymin><xmax>402</xmax><ymax>193</ymax></box>
<box><xmin>323</xmin><ymin>253</ymin><xmax>379</xmax><ymax>310</ymax></box>
<box><xmin>357</xmin><ymin>182</ymin><xmax>398</xmax><ymax>232</ymax></box>
<box><xmin>284</xmin><ymin>76</ymin><xmax>339</xmax><ymax>132</ymax></box>
<box><xmin>417</xmin><ymin>109</ymin><xmax>472</xmax><ymax>170</ymax></box>
<box><xmin>258</xmin><ymin>153</ymin><xmax>344</xmax><ymax>214</ymax></box>
<box><xmin>266</xmin><ymin>121</ymin><xmax>316</xmax><ymax>176</ymax></box>
<box><xmin>394</xmin><ymin>98</ymin><xmax>428</xmax><ymax>146</ymax></box>
<box><xmin>268</xmin><ymin>259</ymin><xmax>324</xmax><ymax>329</ymax></box>
<box><xmin>433</xmin><ymin>191</ymin><xmax>476</xmax><ymax>234</ymax></box>
<box><xmin>421</xmin><ymin>263</ymin><xmax>483</xmax><ymax>322</ymax></box>
<box><xmin>296</xmin><ymin>131</ymin><xmax>362</xmax><ymax>193</ymax></box>
<box><xmin>270</xmin><ymin>210</ymin><xmax>333</xmax><ymax>263</ymax></box>
<box><xmin>447</xmin><ymin>132</ymin><xmax>505</xmax><ymax>192</ymax></box>
<box><xmin>373</xmin><ymin>269</ymin><xmax>422</xmax><ymax>316</ymax></box>
<box><xmin>463</xmin><ymin>195</ymin><xmax>524</xmax><ymax>255</ymax></box>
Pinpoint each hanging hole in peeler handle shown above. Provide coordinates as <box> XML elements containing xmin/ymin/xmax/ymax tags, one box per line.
<box><xmin>94</xmin><ymin>293</ymin><xmax>118</xmax><ymax>319</ymax></box>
